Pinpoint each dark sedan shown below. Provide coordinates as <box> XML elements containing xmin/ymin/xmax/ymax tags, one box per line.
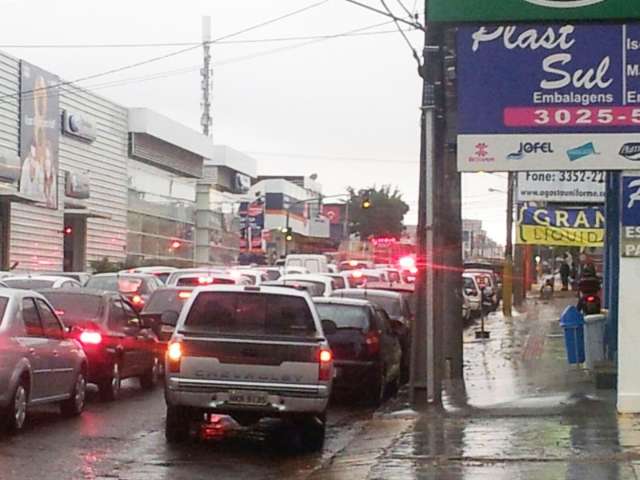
<box><xmin>39</xmin><ymin>289</ymin><xmax>161</xmax><ymax>401</ymax></box>
<box><xmin>314</xmin><ymin>297</ymin><xmax>402</xmax><ymax>406</ymax></box>
<box><xmin>140</xmin><ymin>287</ymin><xmax>194</xmax><ymax>345</ymax></box>
<box><xmin>85</xmin><ymin>273</ymin><xmax>163</xmax><ymax>312</ymax></box>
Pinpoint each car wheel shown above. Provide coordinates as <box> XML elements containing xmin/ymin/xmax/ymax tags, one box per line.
<box><xmin>60</xmin><ymin>371</ymin><xmax>87</xmax><ymax>417</ymax></box>
<box><xmin>3</xmin><ymin>380</ymin><xmax>28</xmax><ymax>433</ymax></box>
<box><xmin>298</xmin><ymin>413</ymin><xmax>326</xmax><ymax>452</ymax></box>
<box><xmin>165</xmin><ymin>405</ymin><xmax>190</xmax><ymax>443</ymax></box>
<box><xmin>140</xmin><ymin>357</ymin><xmax>160</xmax><ymax>390</ymax></box>
<box><xmin>99</xmin><ymin>362</ymin><xmax>121</xmax><ymax>402</ymax></box>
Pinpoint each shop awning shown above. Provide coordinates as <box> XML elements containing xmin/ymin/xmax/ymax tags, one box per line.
<box><xmin>64</xmin><ymin>208</ymin><xmax>112</xmax><ymax>220</ymax></box>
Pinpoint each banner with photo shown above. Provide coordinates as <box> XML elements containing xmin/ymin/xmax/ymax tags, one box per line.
<box><xmin>19</xmin><ymin>61</ymin><xmax>59</xmax><ymax>209</ymax></box>
<box><xmin>516</xmin><ymin>205</ymin><xmax>605</xmax><ymax>247</ymax></box>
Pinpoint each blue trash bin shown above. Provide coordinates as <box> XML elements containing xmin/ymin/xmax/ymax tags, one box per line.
<box><xmin>560</xmin><ymin>306</ymin><xmax>585</xmax><ymax>364</ymax></box>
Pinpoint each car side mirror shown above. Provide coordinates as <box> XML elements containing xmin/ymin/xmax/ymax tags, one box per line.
<box><xmin>161</xmin><ymin>310</ymin><xmax>179</xmax><ymax>327</ymax></box>
<box><xmin>321</xmin><ymin>319</ymin><xmax>338</xmax><ymax>336</ymax></box>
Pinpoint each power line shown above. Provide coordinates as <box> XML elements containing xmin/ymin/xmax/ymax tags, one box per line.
<box><xmin>16</xmin><ymin>20</ymin><xmax>409</xmax><ymax>103</ymax></box>
<box><xmin>248</xmin><ymin>151</ymin><xmax>418</xmax><ymax>164</ymax></box>
<box><xmin>344</xmin><ymin>0</ymin><xmax>424</xmax><ymax>29</ymax></box>
<box><xmin>0</xmin><ymin>0</ymin><xmax>331</xmax><ymax>103</ymax></box>
<box><xmin>394</xmin><ymin>0</ymin><xmax>414</xmax><ymax>18</ymax></box>
<box><xmin>380</xmin><ymin>0</ymin><xmax>421</xmax><ymax>67</ymax></box>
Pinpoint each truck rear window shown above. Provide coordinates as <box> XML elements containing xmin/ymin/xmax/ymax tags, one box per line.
<box><xmin>184</xmin><ymin>292</ymin><xmax>316</xmax><ymax>337</ymax></box>
<box><xmin>315</xmin><ymin>304</ymin><xmax>369</xmax><ymax>330</ymax></box>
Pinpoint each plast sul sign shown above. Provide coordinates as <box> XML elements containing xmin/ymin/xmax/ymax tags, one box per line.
<box><xmin>458</xmin><ymin>24</ymin><xmax>640</xmax><ymax>172</ymax></box>
<box><xmin>428</xmin><ymin>0</ymin><xmax>640</xmax><ymax>22</ymax></box>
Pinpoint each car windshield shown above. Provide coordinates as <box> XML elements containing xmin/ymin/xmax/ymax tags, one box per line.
<box><xmin>184</xmin><ymin>292</ymin><xmax>316</xmax><ymax>337</ymax></box>
<box><xmin>86</xmin><ymin>276</ymin><xmax>144</xmax><ymax>293</ymax></box>
<box><xmin>0</xmin><ymin>296</ymin><xmax>8</xmax><ymax>326</ymax></box>
<box><xmin>464</xmin><ymin>277</ymin><xmax>477</xmax><ymax>293</ymax></box>
<box><xmin>337</xmin><ymin>292</ymin><xmax>402</xmax><ymax>318</ymax></box>
<box><xmin>331</xmin><ymin>277</ymin><xmax>346</xmax><ymax>289</ymax></box>
<box><xmin>281</xmin><ymin>280</ymin><xmax>325</xmax><ymax>297</ymax></box>
<box><xmin>40</xmin><ymin>293</ymin><xmax>102</xmax><ymax>324</ymax></box>
<box><xmin>144</xmin><ymin>290</ymin><xmax>191</xmax><ymax>314</ymax></box>
<box><xmin>315</xmin><ymin>304</ymin><xmax>369</xmax><ymax>331</ymax></box>
<box><xmin>3</xmin><ymin>279</ymin><xmax>54</xmax><ymax>289</ymax></box>
<box><xmin>263</xmin><ymin>270</ymin><xmax>281</xmax><ymax>281</ymax></box>
<box><xmin>153</xmin><ymin>272</ymin><xmax>171</xmax><ymax>283</ymax></box>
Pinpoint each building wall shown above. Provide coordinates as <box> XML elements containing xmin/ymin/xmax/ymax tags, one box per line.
<box><xmin>60</xmin><ymin>84</ymin><xmax>128</xmax><ymax>268</ymax></box>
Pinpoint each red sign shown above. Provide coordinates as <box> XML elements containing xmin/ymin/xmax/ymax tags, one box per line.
<box><xmin>323</xmin><ymin>205</ymin><xmax>342</xmax><ymax>225</ymax></box>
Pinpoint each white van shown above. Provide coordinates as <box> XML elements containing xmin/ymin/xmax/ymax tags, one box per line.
<box><xmin>285</xmin><ymin>254</ymin><xmax>329</xmax><ymax>274</ymax></box>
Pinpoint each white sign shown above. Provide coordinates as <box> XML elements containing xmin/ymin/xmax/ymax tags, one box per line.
<box><xmin>517</xmin><ymin>170</ymin><xmax>605</xmax><ymax>202</ymax></box>
<box><xmin>458</xmin><ymin>134</ymin><xmax>640</xmax><ymax>172</ymax></box>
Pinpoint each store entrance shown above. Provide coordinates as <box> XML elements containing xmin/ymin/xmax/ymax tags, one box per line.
<box><xmin>63</xmin><ymin>214</ymin><xmax>86</xmax><ymax>272</ymax></box>
<box><xmin>0</xmin><ymin>202</ymin><xmax>9</xmax><ymax>270</ymax></box>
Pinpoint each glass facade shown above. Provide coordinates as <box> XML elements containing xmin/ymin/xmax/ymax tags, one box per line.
<box><xmin>126</xmin><ymin>159</ymin><xmax>196</xmax><ymax>267</ymax></box>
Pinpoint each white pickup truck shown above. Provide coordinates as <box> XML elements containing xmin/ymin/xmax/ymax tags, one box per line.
<box><xmin>163</xmin><ymin>285</ymin><xmax>333</xmax><ymax>450</ymax></box>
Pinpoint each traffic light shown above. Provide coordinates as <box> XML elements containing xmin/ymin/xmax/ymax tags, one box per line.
<box><xmin>170</xmin><ymin>240</ymin><xmax>182</xmax><ymax>250</ymax></box>
<box><xmin>361</xmin><ymin>194</ymin><xmax>371</xmax><ymax>209</ymax></box>
<box><xmin>63</xmin><ymin>226</ymin><xmax>73</xmax><ymax>235</ymax></box>
<box><xmin>284</xmin><ymin>227</ymin><xmax>293</xmax><ymax>241</ymax></box>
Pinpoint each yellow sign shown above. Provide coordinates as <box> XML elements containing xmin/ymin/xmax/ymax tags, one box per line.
<box><xmin>516</xmin><ymin>205</ymin><xmax>605</xmax><ymax>247</ymax></box>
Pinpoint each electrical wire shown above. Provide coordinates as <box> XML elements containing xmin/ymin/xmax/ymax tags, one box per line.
<box><xmin>15</xmin><ymin>20</ymin><xmax>411</xmax><ymax>103</ymax></box>
<box><xmin>0</xmin><ymin>0</ymin><xmax>331</xmax><ymax>103</ymax></box>
<box><xmin>248</xmin><ymin>151</ymin><xmax>418</xmax><ymax>164</ymax></box>
<box><xmin>380</xmin><ymin>0</ymin><xmax>421</xmax><ymax>67</ymax></box>
<box><xmin>394</xmin><ymin>0</ymin><xmax>414</xmax><ymax>18</ymax></box>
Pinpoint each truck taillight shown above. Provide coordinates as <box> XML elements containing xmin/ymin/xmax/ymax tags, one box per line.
<box><xmin>318</xmin><ymin>347</ymin><xmax>333</xmax><ymax>381</ymax></box>
<box><xmin>365</xmin><ymin>331</ymin><xmax>380</xmax><ymax>356</ymax></box>
<box><xmin>167</xmin><ymin>341</ymin><xmax>183</xmax><ymax>373</ymax></box>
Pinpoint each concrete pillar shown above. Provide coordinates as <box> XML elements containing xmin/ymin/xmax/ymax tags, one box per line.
<box><xmin>195</xmin><ymin>183</ymin><xmax>212</xmax><ymax>266</ymax></box>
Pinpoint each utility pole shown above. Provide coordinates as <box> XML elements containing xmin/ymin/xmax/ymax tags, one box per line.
<box><xmin>503</xmin><ymin>172</ymin><xmax>515</xmax><ymax>317</ymax></box>
<box><xmin>201</xmin><ymin>16</ymin><xmax>213</xmax><ymax>138</ymax></box>
<box><xmin>410</xmin><ymin>6</ymin><xmax>444</xmax><ymax>405</ymax></box>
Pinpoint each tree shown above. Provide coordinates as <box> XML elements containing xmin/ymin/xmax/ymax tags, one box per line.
<box><xmin>347</xmin><ymin>185</ymin><xmax>410</xmax><ymax>240</ymax></box>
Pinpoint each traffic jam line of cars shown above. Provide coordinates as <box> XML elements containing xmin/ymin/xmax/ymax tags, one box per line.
<box><xmin>0</xmin><ymin>258</ymin><xmax>494</xmax><ymax>448</ymax></box>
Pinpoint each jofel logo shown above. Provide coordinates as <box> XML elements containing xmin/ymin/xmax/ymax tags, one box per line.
<box><xmin>524</xmin><ymin>0</ymin><xmax>604</xmax><ymax>7</ymax></box>
<box><xmin>468</xmin><ymin>142</ymin><xmax>495</xmax><ymax>163</ymax></box>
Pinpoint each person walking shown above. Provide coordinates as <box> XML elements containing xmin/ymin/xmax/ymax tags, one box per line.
<box><xmin>560</xmin><ymin>259</ymin><xmax>571</xmax><ymax>291</ymax></box>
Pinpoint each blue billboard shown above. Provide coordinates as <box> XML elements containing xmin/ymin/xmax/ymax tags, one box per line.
<box><xmin>457</xmin><ymin>24</ymin><xmax>640</xmax><ymax>171</ymax></box>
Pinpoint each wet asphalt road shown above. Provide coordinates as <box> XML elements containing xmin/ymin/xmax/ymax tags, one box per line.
<box><xmin>0</xmin><ymin>381</ymin><xmax>375</xmax><ymax>480</ymax></box>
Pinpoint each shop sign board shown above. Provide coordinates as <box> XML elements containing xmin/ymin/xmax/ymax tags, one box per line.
<box><xmin>621</xmin><ymin>174</ymin><xmax>640</xmax><ymax>256</ymax></box>
<box><xmin>458</xmin><ymin>24</ymin><xmax>640</xmax><ymax>172</ymax></box>
<box><xmin>517</xmin><ymin>171</ymin><xmax>605</xmax><ymax>202</ymax></box>
<box><xmin>429</xmin><ymin>0</ymin><xmax>640</xmax><ymax>23</ymax></box>
<box><xmin>0</xmin><ymin>147</ymin><xmax>20</xmax><ymax>184</ymax></box>
<box><xmin>19</xmin><ymin>61</ymin><xmax>59</xmax><ymax>209</ymax></box>
<box><xmin>516</xmin><ymin>204</ymin><xmax>605</xmax><ymax>246</ymax></box>
<box><xmin>65</xmin><ymin>171</ymin><xmax>90</xmax><ymax>199</ymax></box>
<box><xmin>62</xmin><ymin>110</ymin><xmax>96</xmax><ymax>143</ymax></box>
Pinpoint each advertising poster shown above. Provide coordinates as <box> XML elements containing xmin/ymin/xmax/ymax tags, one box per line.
<box><xmin>429</xmin><ymin>0</ymin><xmax>640</xmax><ymax>23</ymax></box>
<box><xmin>516</xmin><ymin>205</ymin><xmax>605</xmax><ymax>246</ymax></box>
<box><xmin>458</xmin><ymin>24</ymin><xmax>640</xmax><ymax>172</ymax></box>
<box><xmin>19</xmin><ymin>61</ymin><xmax>59</xmax><ymax>209</ymax></box>
<box><xmin>621</xmin><ymin>174</ymin><xmax>640</xmax><ymax>256</ymax></box>
<box><xmin>517</xmin><ymin>171</ymin><xmax>605</xmax><ymax>202</ymax></box>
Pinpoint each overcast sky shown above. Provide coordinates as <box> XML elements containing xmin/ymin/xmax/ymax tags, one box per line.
<box><xmin>0</xmin><ymin>0</ymin><xmax>506</xmax><ymax>243</ymax></box>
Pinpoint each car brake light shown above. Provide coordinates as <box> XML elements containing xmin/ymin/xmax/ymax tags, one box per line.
<box><xmin>178</xmin><ymin>291</ymin><xmax>192</xmax><ymax>300</ymax></box>
<box><xmin>352</xmin><ymin>271</ymin><xmax>363</xmax><ymax>279</ymax></box>
<box><xmin>198</xmin><ymin>276</ymin><xmax>213</xmax><ymax>285</ymax></box>
<box><xmin>586</xmin><ymin>295</ymin><xmax>596</xmax><ymax>302</ymax></box>
<box><xmin>365</xmin><ymin>331</ymin><xmax>380</xmax><ymax>356</ymax></box>
<box><xmin>318</xmin><ymin>347</ymin><xmax>333</xmax><ymax>381</ymax></box>
<box><xmin>54</xmin><ymin>309</ymin><xmax>65</xmax><ymax>316</ymax></box>
<box><xmin>132</xmin><ymin>295</ymin><xmax>143</xmax><ymax>305</ymax></box>
<box><xmin>167</xmin><ymin>341</ymin><xmax>183</xmax><ymax>373</ymax></box>
<box><xmin>79</xmin><ymin>331</ymin><xmax>102</xmax><ymax>345</ymax></box>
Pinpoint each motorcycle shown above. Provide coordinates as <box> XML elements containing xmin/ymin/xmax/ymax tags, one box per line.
<box><xmin>540</xmin><ymin>274</ymin><xmax>554</xmax><ymax>300</ymax></box>
<box><xmin>577</xmin><ymin>275</ymin><xmax>602</xmax><ymax>315</ymax></box>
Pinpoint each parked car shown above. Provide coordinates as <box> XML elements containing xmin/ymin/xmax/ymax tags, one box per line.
<box><xmin>40</xmin><ymin>272</ymin><xmax>92</xmax><ymax>286</ymax></box>
<box><xmin>85</xmin><ymin>273</ymin><xmax>163</xmax><ymax>312</ymax></box>
<box><xmin>122</xmin><ymin>266</ymin><xmax>178</xmax><ymax>284</ymax></box>
<box><xmin>0</xmin><ymin>289</ymin><xmax>88</xmax><ymax>433</ymax></box>
<box><xmin>465</xmin><ymin>269</ymin><xmax>499</xmax><ymax>312</ymax></box>
<box><xmin>39</xmin><ymin>289</ymin><xmax>161</xmax><ymax>401</ymax></box>
<box><xmin>2</xmin><ymin>275</ymin><xmax>82</xmax><ymax>290</ymax></box>
<box><xmin>330</xmin><ymin>288</ymin><xmax>412</xmax><ymax>379</ymax></box>
<box><xmin>462</xmin><ymin>273</ymin><xmax>482</xmax><ymax>320</ymax></box>
<box><xmin>314</xmin><ymin>297</ymin><xmax>401</xmax><ymax>405</ymax></box>
<box><xmin>140</xmin><ymin>287</ymin><xmax>195</xmax><ymax>345</ymax></box>
<box><xmin>164</xmin><ymin>285</ymin><xmax>333</xmax><ymax>450</ymax></box>
<box><xmin>280</xmin><ymin>274</ymin><xmax>336</xmax><ymax>297</ymax></box>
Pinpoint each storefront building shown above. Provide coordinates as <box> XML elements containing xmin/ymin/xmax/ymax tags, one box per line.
<box><xmin>126</xmin><ymin>108</ymin><xmax>205</xmax><ymax>268</ymax></box>
<box><xmin>0</xmin><ymin>51</ymin><xmax>128</xmax><ymax>272</ymax></box>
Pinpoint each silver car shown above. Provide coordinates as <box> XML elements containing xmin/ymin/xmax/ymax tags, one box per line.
<box><xmin>0</xmin><ymin>289</ymin><xmax>88</xmax><ymax>433</ymax></box>
<box><xmin>164</xmin><ymin>285</ymin><xmax>333</xmax><ymax>450</ymax></box>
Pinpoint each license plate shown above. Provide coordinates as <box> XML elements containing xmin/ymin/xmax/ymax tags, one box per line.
<box><xmin>227</xmin><ymin>390</ymin><xmax>268</xmax><ymax>406</ymax></box>
<box><xmin>161</xmin><ymin>325</ymin><xmax>175</xmax><ymax>333</ymax></box>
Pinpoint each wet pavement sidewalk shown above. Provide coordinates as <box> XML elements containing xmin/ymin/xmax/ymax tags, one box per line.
<box><xmin>309</xmin><ymin>295</ymin><xmax>640</xmax><ymax>479</ymax></box>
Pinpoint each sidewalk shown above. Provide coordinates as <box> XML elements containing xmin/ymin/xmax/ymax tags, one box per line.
<box><xmin>309</xmin><ymin>295</ymin><xmax>640</xmax><ymax>480</ymax></box>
